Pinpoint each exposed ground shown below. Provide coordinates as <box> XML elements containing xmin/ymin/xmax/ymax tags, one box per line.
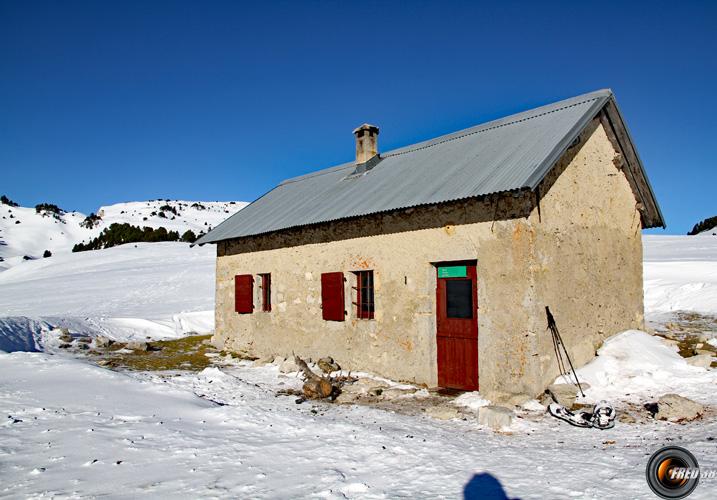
<box><xmin>650</xmin><ymin>311</ymin><xmax>717</xmax><ymax>367</ymax></box>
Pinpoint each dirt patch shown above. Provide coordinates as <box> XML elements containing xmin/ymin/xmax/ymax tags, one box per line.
<box><xmin>100</xmin><ymin>335</ymin><xmax>218</xmax><ymax>371</ymax></box>
<box><xmin>652</xmin><ymin>311</ymin><xmax>717</xmax><ymax>368</ymax></box>
<box><xmin>341</xmin><ymin>390</ymin><xmax>460</xmax><ymax>418</ymax></box>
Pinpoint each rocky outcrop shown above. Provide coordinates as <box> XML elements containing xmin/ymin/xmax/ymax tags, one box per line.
<box><xmin>652</xmin><ymin>394</ymin><xmax>705</xmax><ymax>423</ymax></box>
<box><xmin>95</xmin><ymin>336</ymin><xmax>114</xmax><ymax>348</ymax></box>
<box><xmin>126</xmin><ymin>341</ymin><xmax>149</xmax><ymax>352</ymax></box>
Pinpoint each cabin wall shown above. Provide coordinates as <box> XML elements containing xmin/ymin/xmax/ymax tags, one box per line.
<box><xmin>213</xmin><ymin>120</ymin><xmax>644</xmax><ymax>402</ymax></box>
<box><xmin>523</xmin><ymin>120</ymin><xmax>645</xmax><ymax>396</ymax></box>
<box><xmin>214</xmin><ymin>193</ymin><xmax>538</xmax><ymax>399</ymax></box>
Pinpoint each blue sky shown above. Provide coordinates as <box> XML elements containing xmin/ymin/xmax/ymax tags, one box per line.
<box><xmin>1</xmin><ymin>1</ymin><xmax>715</xmax><ymax>234</ymax></box>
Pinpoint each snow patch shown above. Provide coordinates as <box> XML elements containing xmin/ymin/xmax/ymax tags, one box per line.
<box><xmin>643</xmin><ymin>234</ymin><xmax>717</xmax><ymax>319</ymax></box>
<box><xmin>521</xmin><ymin>399</ymin><xmax>546</xmax><ymax>412</ymax></box>
<box><xmin>453</xmin><ymin>392</ymin><xmax>491</xmax><ymax>411</ymax></box>
<box><xmin>570</xmin><ymin>330</ymin><xmax>717</xmax><ymax>404</ymax></box>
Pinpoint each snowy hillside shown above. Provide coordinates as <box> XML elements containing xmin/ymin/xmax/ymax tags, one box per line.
<box><xmin>0</xmin><ymin>242</ymin><xmax>215</xmax><ymax>350</ymax></box>
<box><xmin>0</xmin><ymin>199</ymin><xmax>247</xmax><ymax>270</ymax></box>
<box><xmin>643</xmin><ymin>233</ymin><xmax>717</xmax><ymax>320</ymax></box>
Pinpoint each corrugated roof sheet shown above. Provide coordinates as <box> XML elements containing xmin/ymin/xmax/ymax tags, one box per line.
<box><xmin>196</xmin><ymin>89</ymin><xmax>654</xmax><ymax>245</ymax></box>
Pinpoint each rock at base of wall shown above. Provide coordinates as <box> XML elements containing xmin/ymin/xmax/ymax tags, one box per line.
<box><xmin>545</xmin><ymin>384</ymin><xmax>577</xmax><ymax>407</ymax></box>
<box><xmin>334</xmin><ymin>390</ymin><xmax>360</xmax><ymax>404</ymax></box>
<box><xmin>478</xmin><ymin>405</ymin><xmax>514</xmax><ymax>430</ymax></box>
<box><xmin>544</xmin><ymin>382</ymin><xmax>590</xmax><ymax>408</ymax></box>
<box><xmin>425</xmin><ymin>406</ymin><xmax>460</xmax><ymax>420</ymax></box>
<box><xmin>492</xmin><ymin>392</ymin><xmax>532</xmax><ymax>407</ymax></box>
<box><xmin>379</xmin><ymin>387</ymin><xmax>418</xmax><ymax>399</ymax></box>
<box><xmin>654</xmin><ymin>394</ymin><xmax>705</xmax><ymax>423</ymax></box>
<box><xmin>686</xmin><ymin>353</ymin><xmax>714</xmax><ymax>369</ymax></box>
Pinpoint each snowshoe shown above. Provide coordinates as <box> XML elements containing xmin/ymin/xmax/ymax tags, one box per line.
<box><xmin>590</xmin><ymin>400</ymin><xmax>616</xmax><ymax>430</ymax></box>
<box><xmin>548</xmin><ymin>403</ymin><xmax>593</xmax><ymax>428</ymax></box>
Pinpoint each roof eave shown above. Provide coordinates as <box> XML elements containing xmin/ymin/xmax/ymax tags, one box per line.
<box><xmin>523</xmin><ymin>93</ymin><xmax>611</xmax><ymax>189</ymax></box>
<box><xmin>522</xmin><ymin>92</ymin><xmax>665</xmax><ymax>230</ymax></box>
<box><xmin>602</xmin><ymin>97</ymin><xmax>666</xmax><ymax>229</ymax></box>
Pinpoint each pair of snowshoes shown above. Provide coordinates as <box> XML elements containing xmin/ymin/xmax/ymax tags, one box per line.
<box><xmin>548</xmin><ymin>400</ymin><xmax>616</xmax><ymax>429</ymax></box>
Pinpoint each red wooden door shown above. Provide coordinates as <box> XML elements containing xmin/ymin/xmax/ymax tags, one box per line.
<box><xmin>436</xmin><ymin>264</ymin><xmax>478</xmax><ymax>390</ymax></box>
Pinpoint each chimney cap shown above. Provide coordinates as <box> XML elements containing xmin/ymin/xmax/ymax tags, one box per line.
<box><xmin>353</xmin><ymin>123</ymin><xmax>379</xmax><ymax>135</ymax></box>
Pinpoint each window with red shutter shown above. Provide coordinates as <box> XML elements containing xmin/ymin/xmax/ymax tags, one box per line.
<box><xmin>321</xmin><ymin>272</ymin><xmax>345</xmax><ymax>321</ymax></box>
<box><xmin>259</xmin><ymin>273</ymin><xmax>271</xmax><ymax>312</ymax></box>
<box><xmin>353</xmin><ymin>270</ymin><xmax>374</xmax><ymax>319</ymax></box>
<box><xmin>234</xmin><ymin>274</ymin><xmax>254</xmax><ymax>313</ymax></box>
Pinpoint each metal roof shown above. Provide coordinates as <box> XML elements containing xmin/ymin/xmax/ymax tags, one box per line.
<box><xmin>197</xmin><ymin>89</ymin><xmax>661</xmax><ymax>245</ymax></box>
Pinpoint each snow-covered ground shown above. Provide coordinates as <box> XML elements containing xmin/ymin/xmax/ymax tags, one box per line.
<box><xmin>0</xmin><ymin>233</ymin><xmax>716</xmax><ymax>498</ymax></box>
<box><xmin>0</xmin><ymin>199</ymin><xmax>247</xmax><ymax>270</ymax></box>
<box><xmin>0</xmin><ymin>242</ymin><xmax>216</xmax><ymax>349</ymax></box>
<box><xmin>1</xmin><ymin>333</ymin><xmax>715</xmax><ymax>499</ymax></box>
<box><xmin>0</xmin><ymin>242</ymin><xmax>214</xmax><ymax>319</ymax></box>
<box><xmin>643</xmin><ymin>233</ymin><xmax>717</xmax><ymax>320</ymax></box>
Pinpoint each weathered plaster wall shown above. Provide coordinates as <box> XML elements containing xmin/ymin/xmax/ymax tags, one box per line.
<box><xmin>215</xmin><ymin>193</ymin><xmax>535</xmax><ymax>394</ymax></box>
<box><xmin>524</xmin><ymin>120</ymin><xmax>645</xmax><ymax>397</ymax></box>
<box><xmin>213</xmin><ymin>119</ymin><xmax>644</xmax><ymax>402</ymax></box>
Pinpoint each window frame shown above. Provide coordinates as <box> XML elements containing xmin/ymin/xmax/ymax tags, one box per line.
<box><xmin>352</xmin><ymin>270</ymin><xmax>375</xmax><ymax>320</ymax></box>
<box><xmin>259</xmin><ymin>273</ymin><xmax>271</xmax><ymax>312</ymax></box>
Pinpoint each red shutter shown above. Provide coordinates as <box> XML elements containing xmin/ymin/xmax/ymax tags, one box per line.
<box><xmin>235</xmin><ymin>274</ymin><xmax>254</xmax><ymax>313</ymax></box>
<box><xmin>321</xmin><ymin>272</ymin><xmax>345</xmax><ymax>321</ymax></box>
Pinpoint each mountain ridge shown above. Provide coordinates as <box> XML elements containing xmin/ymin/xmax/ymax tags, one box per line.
<box><xmin>0</xmin><ymin>198</ymin><xmax>247</xmax><ymax>270</ymax></box>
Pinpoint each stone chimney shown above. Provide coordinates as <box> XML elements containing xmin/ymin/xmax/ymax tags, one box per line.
<box><xmin>353</xmin><ymin>123</ymin><xmax>379</xmax><ymax>164</ymax></box>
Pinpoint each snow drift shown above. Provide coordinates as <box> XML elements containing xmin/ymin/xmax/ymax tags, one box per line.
<box><xmin>567</xmin><ymin>330</ymin><xmax>717</xmax><ymax>404</ymax></box>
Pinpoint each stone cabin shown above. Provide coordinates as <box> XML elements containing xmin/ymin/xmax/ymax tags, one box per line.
<box><xmin>196</xmin><ymin>89</ymin><xmax>664</xmax><ymax>403</ymax></box>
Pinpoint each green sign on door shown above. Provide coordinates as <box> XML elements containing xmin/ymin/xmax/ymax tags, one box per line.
<box><xmin>437</xmin><ymin>265</ymin><xmax>467</xmax><ymax>278</ymax></box>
